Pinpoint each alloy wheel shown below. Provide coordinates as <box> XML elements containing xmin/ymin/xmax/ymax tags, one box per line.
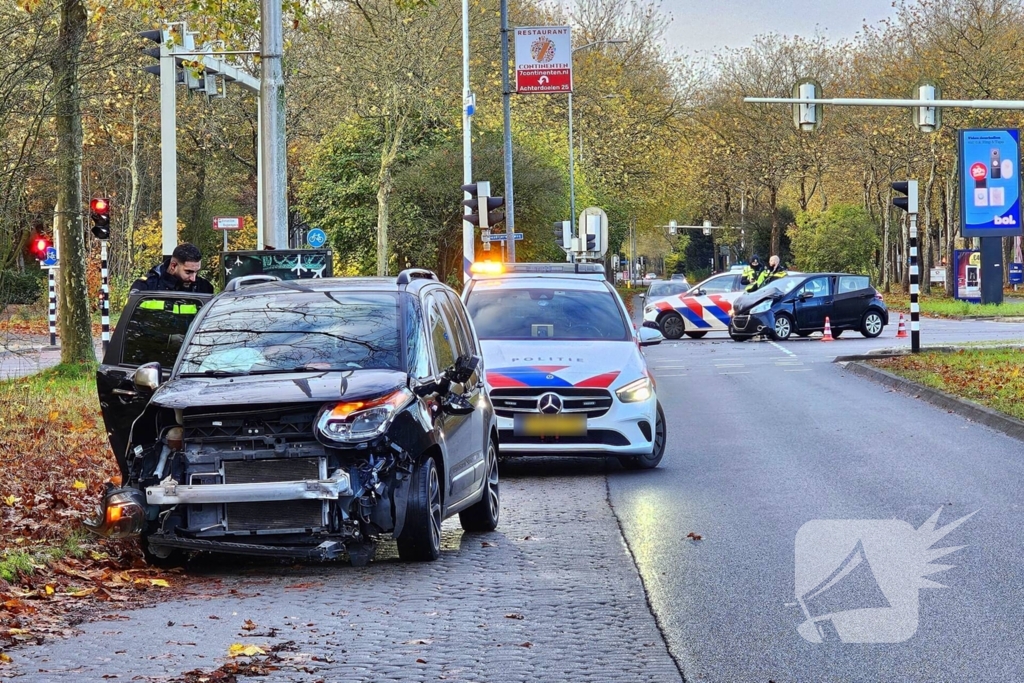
<box><xmin>428</xmin><ymin>465</ymin><xmax>442</xmax><ymax>551</ymax></box>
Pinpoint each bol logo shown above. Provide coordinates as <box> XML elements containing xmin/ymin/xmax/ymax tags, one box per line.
<box><xmin>970</xmin><ymin>162</ymin><xmax>988</xmax><ymax>181</ymax></box>
<box><xmin>994</xmin><ymin>214</ymin><xmax>1018</xmax><ymax>225</ymax></box>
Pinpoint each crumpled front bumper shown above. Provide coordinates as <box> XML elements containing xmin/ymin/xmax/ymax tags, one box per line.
<box><xmin>730</xmin><ymin>310</ymin><xmax>773</xmax><ymax>335</ymax></box>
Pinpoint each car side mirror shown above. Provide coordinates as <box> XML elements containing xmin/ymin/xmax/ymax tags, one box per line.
<box><xmin>638</xmin><ymin>293</ymin><xmax>646</xmax><ymax>299</ymax></box>
<box><xmin>798</xmin><ymin>291</ymin><xmax>813</xmax><ymax>300</ymax></box>
<box><xmin>413</xmin><ymin>378</ymin><xmax>440</xmax><ymax>398</ymax></box>
<box><xmin>133</xmin><ymin>362</ymin><xmax>162</xmax><ymax>392</ymax></box>
<box><xmin>638</xmin><ymin>326</ymin><xmax>664</xmax><ymax>347</ymax></box>
<box><xmin>446</xmin><ymin>354</ymin><xmax>480</xmax><ymax>385</ymax></box>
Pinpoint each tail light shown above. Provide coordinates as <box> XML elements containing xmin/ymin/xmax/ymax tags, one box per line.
<box><xmin>873</xmin><ymin>289</ymin><xmax>884</xmax><ymax>301</ymax></box>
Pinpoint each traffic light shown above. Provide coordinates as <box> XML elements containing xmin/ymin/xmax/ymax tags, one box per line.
<box><xmin>553</xmin><ymin>220</ymin><xmax>572</xmax><ymax>252</ymax></box>
<box><xmin>891</xmin><ymin>180</ymin><xmax>918</xmax><ymax>214</ymax></box>
<box><xmin>29</xmin><ymin>233</ymin><xmax>52</xmax><ymax>261</ymax></box>
<box><xmin>461</xmin><ymin>181</ymin><xmax>505</xmax><ymax>229</ymax></box>
<box><xmin>584</xmin><ymin>226</ymin><xmax>596</xmax><ymax>250</ymax></box>
<box><xmin>90</xmin><ymin>197</ymin><xmax>111</xmax><ymax>239</ymax></box>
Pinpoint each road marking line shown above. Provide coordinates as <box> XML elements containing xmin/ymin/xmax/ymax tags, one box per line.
<box><xmin>768</xmin><ymin>341</ymin><xmax>796</xmax><ymax>357</ymax></box>
<box><xmin>719</xmin><ymin>371</ymin><xmax>751</xmax><ymax>375</ymax></box>
<box><xmin>775</xmin><ymin>361</ymin><xmax>804</xmax><ymax>365</ymax></box>
<box><xmin>714</xmin><ymin>363</ymin><xmax>745</xmax><ymax>367</ymax></box>
<box><xmin>656</xmin><ymin>374</ymin><xmax>688</xmax><ymax>377</ymax></box>
<box><xmin>784</xmin><ymin>369</ymin><xmax>811</xmax><ymax>372</ymax></box>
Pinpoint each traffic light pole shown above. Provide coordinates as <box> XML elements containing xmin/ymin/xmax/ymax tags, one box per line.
<box><xmin>909</xmin><ymin>213</ymin><xmax>921</xmax><ymax>353</ymax></box>
<box><xmin>500</xmin><ymin>0</ymin><xmax>515</xmax><ymax>262</ymax></box>
<box><xmin>100</xmin><ymin>240</ymin><xmax>110</xmax><ymax>353</ymax></box>
<box><xmin>48</xmin><ymin>270</ymin><xmax>56</xmax><ymax>347</ymax></box>
<box><xmin>461</xmin><ymin>0</ymin><xmax>474</xmax><ymax>282</ymax></box>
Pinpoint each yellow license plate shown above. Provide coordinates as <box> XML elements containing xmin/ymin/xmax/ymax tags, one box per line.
<box><xmin>514</xmin><ymin>414</ymin><xmax>587</xmax><ymax>437</ymax></box>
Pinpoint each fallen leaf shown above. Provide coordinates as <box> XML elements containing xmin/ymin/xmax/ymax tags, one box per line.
<box><xmin>416</xmin><ymin>658</ymin><xmax>427</xmax><ymax>664</ymax></box>
<box><xmin>149</xmin><ymin>579</ymin><xmax>170</xmax><ymax>588</ymax></box>
<box><xmin>48</xmin><ymin>410</ymin><xmax>60</xmax><ymax>421</ymax></box>
<box><xmin>504</xmin><ymin>613</ymin><xmax>524</xmax><ymax>620</ymax></box>
<box><xmin>3</xmin><ymin>495</ymin><xmax>19</xmax><ymax>506</ymax></box>
<box><xmin>0</xmin><ymin>653</ymin><xmax>11</xmax><ymax>663</ymax></box>
<box><xmin>72</xmin><ymin>480</ymin><xmax>87</xmax><ymax>491</ymax></box>
<box><xmin>227</xmin><ymin>643</ymin><xmax>266</xmax><ymax>657</ymax></box>
<box><xmin>518</xmin><ymin>642</ymin><xmax>533</xmax><ymax>648</ymax></box>
<box><xmin>44</xmin><ymin>585</ymin><xmax>55</xmax><ymax>596</ymax></box>
<box><xmin>686</xmin><ymin>532</ymin><xmax>703</xmax><ymax>541</ymax></box>
<box><xmin>241</xmin><ymin>619</ymin><xmax>257</xmax><ymax>631</ymax></box>
<box><xmin>69</xmin><ymin>587</ymin><xmax>98</xmax><ymax>597</ymax></box>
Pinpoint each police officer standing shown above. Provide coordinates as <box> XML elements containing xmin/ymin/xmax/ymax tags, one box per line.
<box><xmin>740</xmin><ymin>255</ymin><xmax>764</xmax><ymax>287</ymax></box>
<box><xmin>746</xmin><ymin>255</ymin><xmax>787</xmax><ymax>292</ymax></box>
<box><xmin>132</xmin><ymin>243</ymin><xmax>214</xmax><ymax>294</ymax></box>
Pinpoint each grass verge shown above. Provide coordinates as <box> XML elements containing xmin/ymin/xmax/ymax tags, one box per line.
<box><xmin>871</xmin><ymin>348</ymin><xmax>1024</xmax><ymax>421</ymax></box>
<box><xmin>884</xmin><ymin>292</ymin><xmax>1024</xmax><ymax>318</ymax></box>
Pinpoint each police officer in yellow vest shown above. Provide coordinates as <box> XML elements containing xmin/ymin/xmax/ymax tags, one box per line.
<box><xmin>740</xmin><ymin>255</ymin><xmax>764</xmax><ymax>287</ymax></box>
<box><xmin>746</xmin><ymin>255</ymin><xmax>787</xmax><ymax>292</ymax></box>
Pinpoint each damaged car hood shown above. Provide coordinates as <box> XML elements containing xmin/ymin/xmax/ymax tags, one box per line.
<box><xmin>151</xmin><ymin>369</ymin><xmax>408</xmax><ymax>409</ymax></box>
<box><xmin>480</xmin><ymin>339</ymin><xmax>641</xmax><ymax>390</ymax></box>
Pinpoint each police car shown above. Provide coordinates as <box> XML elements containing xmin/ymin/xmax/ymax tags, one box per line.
<box><xmin>463</xmin><ymin>262</ymin><xmax>666</xmax><ymax>469</ymax></box>
<box><xmin>642</xmin><ymin>270</ymin><xmax>803</xmax><ymax>339</ymax></box>
<box><xmin>641</xmin><ymin>271</ymin><xmax>748</xmax><ymax>339</ymax></box>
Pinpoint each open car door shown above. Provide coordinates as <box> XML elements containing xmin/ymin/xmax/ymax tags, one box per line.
<box><xmin>96</xmin><ymin>292</ymin><xmax>211</xmax><ymax>476</ymax></box>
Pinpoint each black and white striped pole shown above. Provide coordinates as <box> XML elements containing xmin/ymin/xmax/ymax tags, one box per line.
<box><xmin>100</xmin><ymin>240</ymin><xmax>110</xmax><ymax>352</ymax></box>
<box><xmin>892</xmin><ymin>180</ymin><xmax>920</xmax><ymax>352</ymax></box>
<box><xmin>47</xmin><ymin>269</ymin><xmax>57</xmax><ymax>347</ymax></box>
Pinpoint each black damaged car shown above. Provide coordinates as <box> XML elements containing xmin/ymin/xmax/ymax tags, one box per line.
<box><xmin>729</xmin><ymin>273</ymin><xmax>888</xmax><ymax>341</ymax></box>
<box><xmin>90</xmin><ymin>270</ymin><xmax>499</xmax><ymax>565</ymax></box>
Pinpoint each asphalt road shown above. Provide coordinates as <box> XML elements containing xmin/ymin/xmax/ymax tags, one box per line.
<box><xmin>610</xmin><ymin>317</ymin><xmax>1024</xmax><ymax>681</ymax></box>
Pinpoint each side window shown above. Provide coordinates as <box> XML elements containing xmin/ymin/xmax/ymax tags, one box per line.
<box><xmin>441</xmin><ymin>290</ymin><xmax>476</xmax><ymax>356</ymax></box>
<box><xmin>121</xmin><ymin>298</ymin><xmax>202</xmax><ymax>368</ymax></box>
<box><xmin>701</xmin><ymin>275</ymin><xmax>739</xmax><ymax>294</ymax></box>
<box><xmin>426</xmin><ymin>299</ymin><xmax>457</xmax><ymax>374</ymax></box>
<box><xmin>838</xmin><ymin>275</ymin><xmax>870</xmax><ymax>294</ymax></box>
<box><xmin>798</xmin><ymin>277</ymin><xmax>832</xmax><ymax>298</ymax></box>
<box><xmin>405</xmin><ymin>299</ymin><xmax>431</xmax><ymax>379</ymax></box>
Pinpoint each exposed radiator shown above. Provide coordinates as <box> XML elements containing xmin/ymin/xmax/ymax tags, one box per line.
<box><xmin>222</xmin><ymin>458</ymin><xmax>325</xmax><ymax>531</ymax></box>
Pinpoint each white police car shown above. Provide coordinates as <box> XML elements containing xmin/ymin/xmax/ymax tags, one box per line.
<box><xmin>641</xmin><ymin>271</ymin><xmax>748</xmax><ymax>339</ymax></box>
<box><xmin>463</xmin><ymin>262</ymin><xmax>666</xmax><ymax>469</ymax></box>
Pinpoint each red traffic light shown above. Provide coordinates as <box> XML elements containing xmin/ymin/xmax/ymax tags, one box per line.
<box><xmin>29</xmin><ymin>234</ymin><xmax>52</xmax><ymax>260</ymax></box>
<box><xmin>91</xmin><ymin>198</ymin><xmax>109</xmax><ymax>213</ymax></box>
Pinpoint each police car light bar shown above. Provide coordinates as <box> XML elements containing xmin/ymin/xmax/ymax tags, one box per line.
<box><xmin>502</xmin><ymin>263</ymin><xmax>606</xmax><ymax>275</ymax></box>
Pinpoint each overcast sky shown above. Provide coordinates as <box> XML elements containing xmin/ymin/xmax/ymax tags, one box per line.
<box><xmin>660</xmin><ymin>0</ymin><xmax>900</xmax><ymax>54</ymax></box>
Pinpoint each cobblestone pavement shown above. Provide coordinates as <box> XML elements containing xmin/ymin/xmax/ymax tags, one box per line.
<box><xmin>3</xmin><ymin>461</ymin><xmax>683</xmax><ymax>682</ymax></box>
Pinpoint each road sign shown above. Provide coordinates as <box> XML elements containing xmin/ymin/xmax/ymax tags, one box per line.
<box><xmin>482</xmin><ymin>232</ymin><xmax>523</xmax><ymax>242</ymax></box>
<box><xmin>515</xmin><ymin>27</ymin><xmax>572</xmax><ymax>94</ymax></box>
<box><xmin>1010</xmin><ymin>262</ymin><xmax>1024</xmax><ymax>284</ymax></box>
<box><xmin>212</xmin><ymin>216</ymin><xmax>244</xmax><ymax>231</ymax></box>
<box><xmin>306</xmin><ymin>228</ymin><xmax>327</xmax><ymax>248</ymax></box>
<box><xmin>41</xmin><ymin>247</ymin><xmax>58</xmax><ymax>268</ymax></box>
<box><xmin>958</xmin><ymin>129</ymin><xmax>1023</xmax><ymax>237</ymax></box>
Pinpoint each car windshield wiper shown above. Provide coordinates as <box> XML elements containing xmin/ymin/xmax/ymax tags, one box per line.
<box><xmin>179</xmin><ymin>369</ymin><xmax>249</xmax><ymax>378</ymax></box>
<box><xmin>245</xmin><ymin>365</ymin><xmax>350</xmax><ymax>375</ymax></box>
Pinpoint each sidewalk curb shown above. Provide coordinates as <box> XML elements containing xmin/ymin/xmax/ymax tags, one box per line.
<box><xmin>839</xmin><ymin>360</ymin><xmax>1024</xmax><ymax>443</ymax></box>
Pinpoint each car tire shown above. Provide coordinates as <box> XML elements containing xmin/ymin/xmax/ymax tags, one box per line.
<box><xmin>619</xmin><ymin>403</ymin><xmax>666</xmax><ymax>470</ymax></box>
<box><xmin>459</xmin><ymin>439</ymin><xmax>500</xmax><ymax>532</ymax></box>
<box><xmin>659</xmin><ymin>312</ymin><xmax>685</xmax><ymax>340</ymax></box>
<box><xmin>684</xmin><ymin>331</ymin><xmax>707</xmax><ymax>339</ymax></box>
<box><xmin>397</xmin><ymin>456</ymin><xmax>442</xmax><ymax>562</ymax></box>
<box><xmin>861</xmin><ymin>310</ymin><xmax>885</xmax><ymax>338</ymax></box>
<box><xmin>772</xmin><ymin>313</ymin><xmax>794</xmax><ymax>341</ymax></box>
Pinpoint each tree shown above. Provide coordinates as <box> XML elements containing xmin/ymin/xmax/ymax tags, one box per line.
<box><xmin>790</xmin><ymin>205</ymin><xmax>880</xmax><ymax>276</ymax></box>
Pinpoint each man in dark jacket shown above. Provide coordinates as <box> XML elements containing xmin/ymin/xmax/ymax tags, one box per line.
<box><xmin>740</xmin><ymin>254</ymin><xmax>764</xmax><ymax>286</ymax></box>
<box><xmin>132</xmin><ymin>243</ymin><xmax>214</xmax><ymax>294</ymax></box>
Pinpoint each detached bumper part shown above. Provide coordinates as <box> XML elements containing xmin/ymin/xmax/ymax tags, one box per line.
<box><xmin>85</xmin><ymin>488</ymin><xmax>147</xmax><ymax>538</ymax></box>
<box><xmin>146</xmin><ymin>535</ymin><xmax>347</xmax><ymax>560</ymax></box>
<box><xmin>146</xmin><ymin>472</ymin><xmax>353</xmax><ymax>505</ymax></box>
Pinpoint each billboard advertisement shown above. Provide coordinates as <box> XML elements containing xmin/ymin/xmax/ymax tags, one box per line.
<box><xmin>515</xmin><ymin>26</ymin><xmax>572</xmax><ymax>94</ymax></box>
<box><xmin>954</xmin><ymin>249</ymin><xmax>981</xmax><ymax>302</ymax></box>
<box><xmin>222</xmin><ymin>250</ymin><xmax>332</xmax><ymax>285</ymax></box>
<box><xmin>958</xmin><ymin>129</ymin><xmax>1023</xmax><ymax>238</ymax></box>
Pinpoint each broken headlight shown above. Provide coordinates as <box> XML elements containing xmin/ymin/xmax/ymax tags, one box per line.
<box><xmin>316</xmin><ymin>387</ymin><xmax>414</xmax><ymax>444</ymax></box>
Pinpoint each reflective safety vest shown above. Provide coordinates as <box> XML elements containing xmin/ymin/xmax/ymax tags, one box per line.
<box><xmin>746</xmin><ymin>268</ymin><xmax>787</xmax><ymax>292</ymax></box>
<box><xmin>138</xmin><ymin>299</ymin><xmax>199</xmax><ymax>315</ymax></box>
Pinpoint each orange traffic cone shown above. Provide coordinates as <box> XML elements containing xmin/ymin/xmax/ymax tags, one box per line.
<box><xmin>896</xmin><ymin>313</ymin><xmax>908</xmax><ymax>338</ymax></box>
<box><xmin>821</xmin><ymin>316</ymin><xmax>835</xmax><ymax>341</ymax></box>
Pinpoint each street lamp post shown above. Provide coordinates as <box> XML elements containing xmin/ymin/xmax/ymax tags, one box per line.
<box><xmin>568</xmin><ymin>39</ymin><xmax>626</xmax><ymax>229</ymax></box>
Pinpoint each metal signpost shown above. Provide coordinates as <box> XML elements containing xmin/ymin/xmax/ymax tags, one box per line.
<box><xmin>212</xmin><ymin>216</ymin><xmax>244</xmax><ymax>252</ymax></box>
<box><xmin>41</xmin><ymin>247</ymin><xmax>58</xmax><ymax>347</ymax></box>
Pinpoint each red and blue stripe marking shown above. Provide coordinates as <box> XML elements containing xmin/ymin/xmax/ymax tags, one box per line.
<box><xmin>487</xmin><ymin>366</ymin><xmax>620</xmax><ymax>389</ymax></box>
